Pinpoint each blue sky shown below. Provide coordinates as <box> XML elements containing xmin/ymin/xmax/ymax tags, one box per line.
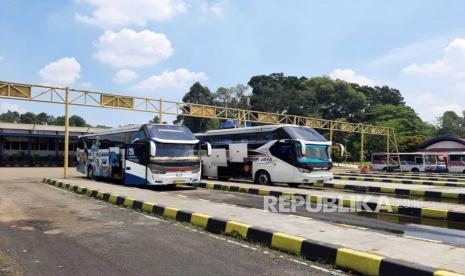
<box><xmin>1</xmin><ymin>0</ymin><xmax>465</xmax><ymax>126</ymax></box>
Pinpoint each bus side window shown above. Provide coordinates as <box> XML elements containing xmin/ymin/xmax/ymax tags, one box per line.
<box><xmin>415</xmin><ymin>156</ymin><xmax>423</xmax><ymax>165</ymax></box>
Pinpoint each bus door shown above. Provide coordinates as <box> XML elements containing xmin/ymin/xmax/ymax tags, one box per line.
<box><xmin>124</xmin><ymin>142</ymin><xmax>148</xmax><ymax>185</ymax></box>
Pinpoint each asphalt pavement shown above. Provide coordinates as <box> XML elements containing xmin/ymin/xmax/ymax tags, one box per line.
<box><xmin>0</xmin><ymin>168</ymin><xmax>342</xmax><ymax>276</ymax></box>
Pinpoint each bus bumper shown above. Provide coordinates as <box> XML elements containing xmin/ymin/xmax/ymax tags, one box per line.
<box><xmin>147</xmin><ymin>171</ymin><xmax>202</xmax><ymax>185</ymax></box>
<box><xmin>297</xmin><ymin>171</ymin><xmax>333</xmax><ymax>183</ymax></box>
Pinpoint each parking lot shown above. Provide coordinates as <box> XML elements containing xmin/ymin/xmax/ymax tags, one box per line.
<box><xmin>2</xmin><ymin>167</ymin><xmax>465</xmax><ymax>275</ymax></box>
<box><xmin>0</xmin><ymin>168</ymin><xmax>342</xmax><ymax>276</ymax></box>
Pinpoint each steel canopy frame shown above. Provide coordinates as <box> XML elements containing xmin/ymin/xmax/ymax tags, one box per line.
<box><xmin>0</xmin><ymin>80</ymin><xmax>401</xmax><ymax>177</ymax></box>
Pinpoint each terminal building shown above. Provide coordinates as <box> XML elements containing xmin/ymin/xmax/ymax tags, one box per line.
<box><xmin>417</xmin><ymin>135</ymin><xmax>465</xmax><ymax>153</ymax></box>
<box><xmin>0</xmin><ymin>122</ymin><xmax>100</xmax><ymax>167</ymax></box>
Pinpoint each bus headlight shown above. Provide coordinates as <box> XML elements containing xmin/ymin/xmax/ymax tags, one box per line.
<box><xmin>298</xmin><ymin>168</ymin><xmax>311</xmax><ymax>173</ymax></box>
<box><xmin>149</xmin><ymin>164</ymin><xmax>166</xmax><ymax>174</ymax></box>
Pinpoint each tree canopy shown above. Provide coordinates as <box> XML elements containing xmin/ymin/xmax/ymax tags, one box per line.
<box><xmin>0</xmin><ymin>111</ymin><xmax>92</xmax><ymax>127</ymax></box>
<box><xmin>176</xmin><ymin>73</ymin><xmax>448</xmax><ymax>161</ymax></box>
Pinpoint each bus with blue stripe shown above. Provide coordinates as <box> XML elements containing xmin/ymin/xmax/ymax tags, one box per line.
<box><xmin>76</xmin><ymin>124</ymin><xmax>210</xmax><ymax>186</ymax></box>
<box><xmin>196</xmin><ymin>124</ymin><xmax>339</xmax><ymax>187</ymax></box>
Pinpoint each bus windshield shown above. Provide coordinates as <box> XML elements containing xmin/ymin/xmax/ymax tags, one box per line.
<box><xmin>297</xmin><ymin>144</ymin><xmax>330</xmax><ymax>163</ymax></box>
<box><xmin>152</xmin><ymin>143</ymin><xmax>199</xmax><ymax>160</ymax></box>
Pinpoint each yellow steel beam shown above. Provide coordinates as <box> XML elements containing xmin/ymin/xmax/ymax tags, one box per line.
<box><xmin>0</xmin><ymin>80</ymin><xmax>395</xmax><ymax>136</ymax></box>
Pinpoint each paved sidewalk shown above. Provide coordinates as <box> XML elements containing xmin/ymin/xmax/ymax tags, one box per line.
<box><xmin>50</xmin><ymin>176</ymin><xmax>465</xmax><ymax>274</ymax></box>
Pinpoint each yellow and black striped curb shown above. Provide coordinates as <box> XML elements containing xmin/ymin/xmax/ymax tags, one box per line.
<box><xmin>41</xmin><ymin>178</ymin><xmax>461</xmax><ymax>276</ymax></box>
<box><xmin>344</xmin><ymin>171</ymin><xmax>465</xmax><ymax>181</ymax></box>
<box><xmin>337</xmin><ymin>172</ymin><xmax>465</xmax><ymax>183</ymax></box>
<box><xmin>310</xmin><ymin>182</ymin><xmax>465</xmax><ymax>202</ymax></box>
<box><xmin>334</xmin><ymin>175</ymin><xmax>465</xmax><ymax>188</ymax></box>
<box><xmin>193</xmin><ymin>182</ymin><xmax>465</xmax><ymax>223</ymax></box>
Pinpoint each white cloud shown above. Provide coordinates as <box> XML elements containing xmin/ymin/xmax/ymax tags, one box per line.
<box><xmin>38</xmin><ymin>57</ymin><xmax>81</xmax><ymax>86</ymax></box>
<box><xmin>75</xmin><ymin>0</ymin><xmax>187</xmax><ymax>28</ymax></box>
<box><xmin>95</xmin><ymin>28</ymin><xmax>174</xmax><ymax>68</ymax></box>
<box><xmin>0</xmin><ymin>103</ymin><xmax>26</xmax><ymax>114</ymax></box>
<box><xmin>402</xmin><ymin>38</ymin><xmax>465</xmax><ymax>79</ymax></box>
<box><xmin>80</xmin><ymin>82</ymin><xmax>93</xmax><ymax>88</ymax></box>
<box><xmin>113</xmin><ymin>69</ymin><xmax>139</xmax><ymax>84</ymax></box>
<box><xmin>402</xmin><ymin>90</ymin><xmax>464</xmax><ymax>122</ymax></box>
<box><xmin>201</xmin><ymin>1</ymin><xmax>225</xmax><ymax>17</ymax></box>
<box><xmin>131</xmin><ymin>68</ymin><xmax>207</xmax><ymax>91</ymax></box>
<box><xmin>329</xmin><ymin>69</ymin><xmax>375</xmax><ymax>86</ymax></box>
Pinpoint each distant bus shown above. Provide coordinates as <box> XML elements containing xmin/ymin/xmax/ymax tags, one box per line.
<box><xmin>196</xmin><ymin>124</ymin><xmax>337</xmax><ymax>187</ymax></box>
<box><xmin>371</xmin><ymin>152</ymin><xmax>445</xmax><ymax>172</ymax></box>
<box><xmin>76</xmin><ymin>124</ymin><xmax>210</xmax><ymax>186</ymax></box>
<box><xmin>447</xmin><ymin>152</ymin><xmax>465</xmax><ymax>173</ymax></box>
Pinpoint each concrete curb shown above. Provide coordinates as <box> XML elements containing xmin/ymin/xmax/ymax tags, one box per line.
<box><xmin>193</xmin><ymin>182</ymin><xmax>465</xmax><ymax>223</ymax></box>
<box><xmin>334</xmin><ymin>175</ymin><xmax>465</xmax><ymax>188</ymax></box>
<box><xmin>311</xmin><ymin>181</ymin><xmax>465</xmax><ymax>202</ymax></box>
<box><xmin>42</xmin><ymin>177</ymin><xmax>461</xmax><ymax>276</ymax></box>
<box><xmin>343</xmin><ymin>171</ymin><xmax>465</xmax><ymax>181</ymax></box>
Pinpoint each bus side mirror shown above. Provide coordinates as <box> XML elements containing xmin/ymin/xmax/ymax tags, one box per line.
<box><xmin>337</xmin><ymin>143</ymin><xmax>345</xmax><ymax>158</ymax></box>
<box><xmin>150</xmin><ymin>141</ymin><xmax>156</xmax><ymax>157</ymax></box>
<box><xmin>299</xmin><ymin>140</ymin><xmax>306</xmax><ymax>155</ymax></box>
<box><xmin>206</xmin><ymin>142</ymin><xmax>212</xmax><ymax>156</ymax></box>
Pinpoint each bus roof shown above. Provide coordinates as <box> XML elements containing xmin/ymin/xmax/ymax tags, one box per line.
<box><xmin>79</xmin><ymin>124</ymin><xmax>143</xmax><ymax>138</ymax></box>
<box><xmin>197</xmin><ymin>124</ymin><xmax>314</xmax><ymax>135</ymax></box>
<box><xmin>196</xmin><ymin>124</ymin><xmax>328</xmax><ymax>142</ymax></box>
<box><xmin>372</xmin><ymin>152</ymin><xmax>444</xmax><ymax>155</ymax></box>
<box><xmin>79</xmin><ymin>124</ymin><xmax>198</xmax><ymax>144</ymax></box>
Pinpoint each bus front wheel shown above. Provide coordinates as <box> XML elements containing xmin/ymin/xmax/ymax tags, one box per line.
<box><xmin>411</xmin><ymin>168</ymin><xmax>419</xmax><ymax>172</ymax></box>
<box><xmin>255</xmin><ymin>170</ymin><xmax>271</xmax><ymax>186</ymax></box>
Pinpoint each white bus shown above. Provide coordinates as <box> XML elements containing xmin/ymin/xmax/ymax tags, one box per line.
<box><xmin>76</xmin><ymin>124</ymin><xmax>210</xmax><ymax>186</ymax></box>
<box><xmin>447</xmin><ymin>152</ymin><xmax>465</xmax><ymax>173</ymax></box>
<box><xmin>371</xmin><ymin>152</ymin><xmax>446</xmax><ymax>172</ymax></box>
<box><xmin>196</xmin><ymin>124</ymin><xmax>335</xmax><ymax>187</ymax></box>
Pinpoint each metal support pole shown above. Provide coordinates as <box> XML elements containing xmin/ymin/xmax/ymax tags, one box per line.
<box><xmin>159</xmin><ymin>99</ymin><xmax>163</xmax><ymax>124</ymax></box>
<box><xmin>360</xmin><ymin>131</ymin><xmax>364</xmax><ymax>164</ymax></box>
<box><xmin>64</xmin><ymin>87</ymin><xmax>70</xmax><ymax>179</ymax></box>
<box><xmin>386</xmin><ymin>134</ymin><xmax>390</xmax><ymax>167</ymax></box>
<box><xmin>329</xmin><ymin>123</ymin><xmax>333</xmax><ymax>143</ymax></box>
<box><xmin>237</xmin><ymin>111</ymin><xmax>242</xmax><ymax>128</ymax></box>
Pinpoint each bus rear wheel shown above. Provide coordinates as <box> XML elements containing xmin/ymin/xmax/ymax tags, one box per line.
<box><xmin>411</xmin><ymin>168</ymin><xmax>419</xmax><ymax>172</ymax></box>
<box><xmin>255</xmin><ymin>171</ymin><xmax>271</xmax><ymax>185</ymax></box>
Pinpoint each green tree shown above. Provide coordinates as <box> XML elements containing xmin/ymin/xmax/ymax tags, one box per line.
<box><xmin>69</xmin><ymin>115</ymin><xmax>87</xmax><ymax>127</ymax></box>
<box><xmin>19</xmin><ymin>112</ymin><xmax>37</xmax><ymax>124</ymax></box>
<box><xmin>214</xmin><ymin>84</ymin><xmax>250</xmax><ymax>109</ymax></box>
<box><xmin>248</xmin><ymin>73</ymin><xmax>310</xmax><ymax>115</ymax></box>
<box><xmin>435</xmin><ymin>111</ymin><xmax>465</xmax><ymax>137</ymax></box>
<box><xmin>174</xmin><ymin>82</ymin><xmax>219</xmax><ymax>132</ymax></box>
<box><xmin>48</xmin><ymin>115</ymin><xmax>88</xmax><ymax>126</ymax></box>
<box><xmin>36</xmin><ymin>112</ymin><xmax>50</xmax><ymax>124</ymax></box>
<box><xmin>0</xmin><ymin>110</ymin><xmax>20</xmax><ymax>122</ymax></box>
<box><xmin>303</xmin><ymin>77</ymin><xmax>367</xmax><ymax>121</ymax></box>
<box><xmin>364</xmin><ymin>104</ymin><xmax>434</xmax><ymax>152</ymax></box>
